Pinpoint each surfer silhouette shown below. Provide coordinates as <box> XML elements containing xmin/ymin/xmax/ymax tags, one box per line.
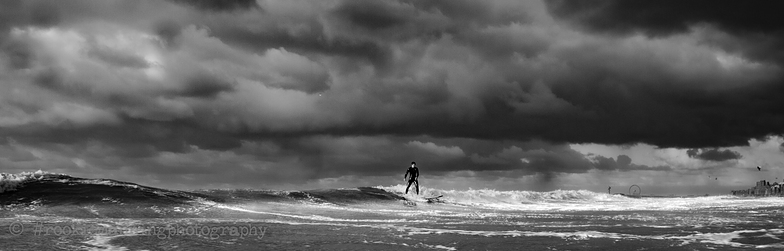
<box><xmin>404</xmin><ymin>162</ymin><xmax>419</xmax><ymax>195</ymax></box>
<box><xmin>757</xmin><ymin>166</ymin><xmax>761</xmax><ymax>171</ymax></box>
<box><xmin>608</xmin><ymin>186</ymin><xmax>611</xmax><ymax>194</ymax></box>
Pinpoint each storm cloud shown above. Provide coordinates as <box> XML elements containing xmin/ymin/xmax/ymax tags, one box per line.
<box><xmin>545</xmin><ymin>0</ymin><xmax>784</xmax><ymax>35</ymax></box>
<box><xmin>686</xmin><ymin>148</ymin><xmax>743</xmax><ymax>162</ymax></box>
<box><xmin>0</xmin><ymin>0</ymin><xmax>782</xmax><ymax>191</ymax></box>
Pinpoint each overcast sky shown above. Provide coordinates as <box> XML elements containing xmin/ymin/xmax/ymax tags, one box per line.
<box><xmin>1</xmin><ymin>0</ymin><xmax>783</xmax><ymax>194</ymax></box>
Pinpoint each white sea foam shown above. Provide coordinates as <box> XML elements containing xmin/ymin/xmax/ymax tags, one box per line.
<box><xmin>0</xmin><ymin>170</ymin><xmax>53</xmax><ymax>193</ymax></box>
<box><xmin>83</xmin><ymin>234</ymin><xmax>132</xmax><ymax>251</ymax></box>
<box><xmin>672</xmin><ymin>229</ymin><xmax>784</xmax><ymax>248</ymax></box>
<box><xmin>376</xmin><ymin>185</ymin><xmax>784</xmax><ymax>211</ymax></box>
<box><xmin>101</xmin><ymin>197</ymin><xmax>123</xmax><ymax>204</ymax></box>
<box><xmin>252</xmin><ymin>219</ymin><xmax>658</xmax><ymax>240</ymax></box>
<box><xmin>84</xmin><ymin>205</ymin><xmax>102</xmax><ymax>217</ymax></box>
<box><xmin>361</xmin><ymin>240</ymin><xmax>457</xmax><ymax>250</ymax></box>
<box><xmin>261</xmin><ymin>219</ymin><xmax>784</xmax><ymax>249</ymax></box>
<box><xmin>401</xmin><ymin>226</ymin><xmax>784</xmax><ymax>249</ymax></box>
<box><xmin>72</xmin><ymin>179</ymin><xmax>142</xmax><ymax>190</ymax></box>
<box><xmin>212</xmin><ymin>203</ymin><xmax>427</xmax><ymax>223</ymax></box>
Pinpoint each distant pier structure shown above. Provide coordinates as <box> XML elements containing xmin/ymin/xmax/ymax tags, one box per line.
<box><xmin>731</xmin><ymin>180</ymin><xmax>783</xmax><ymax>196</ymax></box>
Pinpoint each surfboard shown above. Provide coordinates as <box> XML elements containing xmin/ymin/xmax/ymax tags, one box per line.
<box><xmin>425</xmin><ymin>195</ymin><xmax>444</xmax><ymax>203</ymax></box>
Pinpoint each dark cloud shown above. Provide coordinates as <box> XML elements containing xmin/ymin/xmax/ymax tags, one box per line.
<box><xmin>0</xmin><ymin>0</ymin><xmax>782</xmax><ymax>191</ymax></box>
<box><xmin>593</xmin><ymin>155</ymin><xmax>670</xmax><ymax>171</ymax></box>
<box><xmin>545</xmin><ymin>0</ymin><xmax>784</xmax><ymax>65</ymax></box>
<box><xmin>466</xmin><ymin>141</ymin><xmax>669</xmax><ymax>180</ymax></box>
<box><xmin>402</xmin><ymin>0</ymin><xmax>528</xmax><ymax>27</ymax></box>
<box><xmin>168</xmin><ymin>0</ymin><xmax>259</xmax><ymax>12</ymax></box>
<box><xmin>545</xmin><ymin>0</ymin><xmax>784</xmax><ymax>36</ymax></box>
<box><xmin>32</xmin><ymin>68</ymin><xmax>65</xmax><ymax>90</ymax></box>
<box><xmin>0</xmin><ymin>118</ymin><xmax>243</xmax><ymax>156</ymax></box>
<box><xmin>0</xmin><ymin>1</ymin><xmax>55</xmax><ymax>33</ymax></box>
<box><xmin>27</xmin><ymin>1</ymin><xmax>61</xmax><ymax>27</ymax></box>
<box><xmin>333</xmin><ymin>0</ymin><xmax>412</xmax><ymax>30</ymax></box>
<box><xmin>177</xmin><ymin>74</ymin><xmax>235</xmax><ymax>98</ymax></box>
<box><xmin>687</xmin><ymin>148</ymin><xmax>743</xmax><ymax>162</ymax></box>
<box><xmin>153</xmin><ymin>20</ymin><xmax>183</xmax><ymax>49</ymax></box>
<box><xmin>329</xmin><ymin>0</ymin><xmax>454</xmax><ymax>42</ymax></box>
<box><xmin>87</xmin><ymin>45</ymin><xmax>150</xmax><ymax>69</ymax></box>
<box><xmin>0</xmin><ymin>139</ymin><xmax>39</xmax><ymax>162</ymax></box>
<box><xmin>1</xmin><ymin>38</ymin><xmax>34</xmax><ymax>69</ymax></box>
<box><xmin>212</xmin><ymin>25</ymin><xmax>393</xmax><ymax>71</ymax></box>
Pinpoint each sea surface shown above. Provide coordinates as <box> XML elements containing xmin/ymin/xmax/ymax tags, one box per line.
<box><xmin>2</xmin><ymin>171</ymin><xmax>784</xmax><ymax>250</ymax></box>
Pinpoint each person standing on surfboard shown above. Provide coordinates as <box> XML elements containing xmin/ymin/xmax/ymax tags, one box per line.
<box><xmin>404</xmin><ymin>162</ymin><xmax>419</xmax><ymax>195</ymax></box>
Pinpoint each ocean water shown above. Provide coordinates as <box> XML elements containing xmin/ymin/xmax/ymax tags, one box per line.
<box><xmin>2</xmin><ymin>171</ymin><xmax>784</xmax><ymax>250</ymax></box>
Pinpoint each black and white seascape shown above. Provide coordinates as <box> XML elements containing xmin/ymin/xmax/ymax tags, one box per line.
<box><xmin>2</xmin><ymin>1</ymin><xmax>784</xmax><ymax>250</ymax></box>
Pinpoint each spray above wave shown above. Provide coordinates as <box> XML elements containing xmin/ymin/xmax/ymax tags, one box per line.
<box><xmin>0</xmin><ymin>170</ymin><xmax>53</xmax><ymax>193</ymax></box>
<box><xmin>377</xmin><ymin>184</ymin><xmax>629</xmax><ymax>205</ymax></box>
<box><xmin>373</xmin><ymin>185</ymin><xmax>784</xmax><ymax>211</ymax></box>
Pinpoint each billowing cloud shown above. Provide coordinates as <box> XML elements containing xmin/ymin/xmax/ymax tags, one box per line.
<box><xmin>591</xmin><ymin>155</ymin><xmax>670</xmax><ymax>171</ymax></box>
<box><xmin>0</xmin><ymin>138</ymin><xmax>39</xmax><ymax>162</ymax></box>
<box><xmin>545</xmin><ymin>0</ymin><xmax>784</xmax><ymax>35</ymax></box>
<box><xmin>686</xmin><ymin>148</ymin><xmax>743</xmax><ymax>162</ymax></box>
<box><xmin>407</xmin><ymin>141</ymin><xmax>465</xmax><ymax>159</ymax></box>
<box><xmin>0</xmin><ymin>0</ymin><xmax>783</xmax><ymax>192</ymax></box>
<box><xmin>168</xmin><ymin>0</ymin><xmax>260</xmax><ymax>12</ymax></box>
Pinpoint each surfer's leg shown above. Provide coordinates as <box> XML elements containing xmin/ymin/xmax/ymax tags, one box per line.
<box><xmin>405</xmin><ymin>180</ymin><xmax>411</xmax><ymax>194</ymax></box>
<box><xmin>415</xmin><ymin>180</ymin><xmax>419</xmax><ymax>195</ymax></box>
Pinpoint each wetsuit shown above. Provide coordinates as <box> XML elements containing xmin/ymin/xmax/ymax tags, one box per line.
<box><xmin>405</xmin><ymin>166</ymin><xmax>419</xmax><ymax>195</ymax></box>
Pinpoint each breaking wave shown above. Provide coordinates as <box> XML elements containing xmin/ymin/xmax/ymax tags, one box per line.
<box><xmin>0</xmin><ymin>170</ymin><xmax>54</xmax><ymax>193</ymax></box>
<box><xmin>376</xmin><ymin>184</ymin><xmax>629</xmax><ymax>206</ymax></box>
<box><xmin>4</xmin><ymin>171</ymin><xmax>784</xmax><ymax>217</ymax></box>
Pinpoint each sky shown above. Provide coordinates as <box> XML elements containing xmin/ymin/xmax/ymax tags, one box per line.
<box><xmin>1</xmin><ymin>0</ymin><xmax>783</xmax><ymax>194</ymax></box>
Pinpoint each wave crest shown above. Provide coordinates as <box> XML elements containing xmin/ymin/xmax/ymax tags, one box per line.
<box><xmin>0</xmin><ymin>170</ymin><xmax>64</xmax><ymax>193</ymax></box>
<box><xmin>376</xmin><ymin>185</ymin><xmax>628</xmax><ymax>206</ymax></box>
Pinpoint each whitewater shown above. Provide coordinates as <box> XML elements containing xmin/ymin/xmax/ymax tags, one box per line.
<box><xmin>2</xmin><ymin>171</ymin><xmax>784</xmax><ymax>250</ymax></box>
